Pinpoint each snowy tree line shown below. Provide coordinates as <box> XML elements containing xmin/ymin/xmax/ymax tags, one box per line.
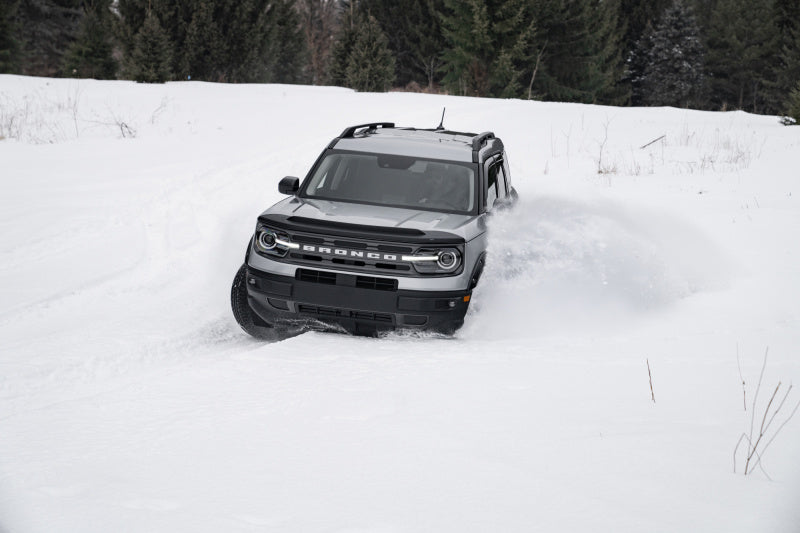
<box><xmin>1</xmin><ymin>0</ymin><xmax>799</xmax><ymax>119</ymax></box>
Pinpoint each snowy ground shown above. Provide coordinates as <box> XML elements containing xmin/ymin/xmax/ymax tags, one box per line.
<box><xmin>1</xmin><ymin>75</ymin><xmax>799</xmax><ymax>532</ymax></box>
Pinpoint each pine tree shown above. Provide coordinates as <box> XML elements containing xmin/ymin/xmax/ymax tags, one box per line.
<box><xmin>114</xmin><ymin>0</ymin><xmax>146</xmax><ymax>64</ymax></box>
<box><xmin>785</xmin><ymin>81</ymin><xmax>800</xmax><ymax>124</ymax></box>
<box><xmin>409</xmin><ymin>0</ymin><xmax>447</xmax><ymax>90</ymax></box>
<box><xmin>620</xmin><ymin>0</ymin><xmax>672</xmax><ymax>105</ymax></box>
<box><xmin>127</xmin><ymin>10</ymin><xmax>173</xmax><ymax>83</ymax></box>
<box><xmin>628</xmin><ymin>21</ymin><xmax>654</xmax><ymax>105</ymax></box>
<box><xmin>345</xmin><ymin>14</ymin><xmax>395</xmax><ymax>91</ymax></box>
<box><xmin>211</xmin><ymin>0</ymin><xmax>270</xmax><ymax>82</ymax></box>
<box><xmin>773</xmin><ymin>0</ymin><xmax>800</xmax><ymax>113</ymax></box>
<box><xmin>690</xmin><ymin>0</ymin><xmax>718</xmax><ymax>31</ymax></box>
<box><xmin>491</xmin><ymin>0</ymin><xmax>537</xmax><ymax>98</ymax></box>
<box><xmin>215</xmin><ymin>0</ymin><xmax>306</xmax><ymax>83</ymax></box>
<box><xmin>180</xmin><ymin>0</ymin><xmax>221</xmax><ymax>80</ymax></box>
<box><xmin>639</xmin><ymin>0</ymin><xmax>706</xmax><ymax>108</ymax></box>
<box><xmin>15</xmin><ymin>0</ymin><xmax>83</xmax><ymax>77</ymax></box>
<box><xmin>619</xmin><ymin>0</ymin><xmax>671</xmax><ymax>52</ymax></box>
<box><xmin>705</xmin><ymin>0</ymin><xmax>777</xmax><ymax>113</ymax></box>
<box><xmin>362</xmin><ymin>0</ymin><xmax>445</xmax><ymax>89</ymax></box>
<box><xmin>329</xmin><ymin>2</ymin><xmax>359</xmax><ymax>86</ymax></box>
<box><xmin>0</xmin><ymin>0</ymin><xmax>20</xmax><ymax>73</ymax></box>
<box><xmin>440</xmin><ymin>0</ymin><xmax>535</xmax><ymax>98</ymax></box>
<box><xmin>591</xmin><ymin>0</ymin><xmax>629</xmax><ymax>105</ymax></box>
<box><xmin>296</xmin><ymin>0</ymin><xmax>339</xmax><ymax>84</ymax></box>
<box><xmin>440</xmin><ymin>0</ymin><xmax>490</xmax><ymax>96</ymax></box>
<box><xmin>62</xmin><ymin>1</ymin><xmax>116</xmax><ymax>79</ymax></box>
<box><xmin>267</xmin><ymin>0</ymin><xmax>307</xmax><ymax>84</ymax></box>
<box><xmin>527</xmin><ymin>0</ymin><xmax>624</xmax><ymax>104</ymax></box>
<box><xmin>116</xmin><ymin>0</ymin><xmax>306</xmax><ymax>84</ymax></box>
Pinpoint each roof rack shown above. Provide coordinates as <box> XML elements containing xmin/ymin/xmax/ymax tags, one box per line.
<box><xmin>339</xmin><ymin>122</ymin><xmax>395</xmax><ymax>138</ymax></box>
<box><xmin>471</xmin><ymin>131</ymin><xmax>495</xmax><ymax>162</ymax></box>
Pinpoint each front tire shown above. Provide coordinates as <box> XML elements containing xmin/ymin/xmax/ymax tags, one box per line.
<box><xmin>231</xmin><ymin>263</ymin><xmax>274</xmax><ymax>339</ymax></box>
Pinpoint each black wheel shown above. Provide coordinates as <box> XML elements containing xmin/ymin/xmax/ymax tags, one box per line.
<box><xmin>231</xmin><ymin>263</ymin><xmax>274</xmax><ymax>339</ymax></box>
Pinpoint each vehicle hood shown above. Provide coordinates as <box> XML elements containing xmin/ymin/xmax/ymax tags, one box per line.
<box><xmin>262</xmin><ymin>197</ymin><xmax>484</xmax><ymax>239</ymax></box>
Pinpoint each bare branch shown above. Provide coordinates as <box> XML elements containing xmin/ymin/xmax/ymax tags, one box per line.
<box><xmin>737</xmin><ymin>344</ymin><xmax>746</xmax><ymax>411</ymax></box>
<box><xmin>746</xmin><ymin>382</ymin><xmax>781</xmax><ymax>474</ymax></box>
<box><xmin>639</xmin><ymin>134</ymin><xmax>666</xmax><ymax>149</ymax></box>
<box><xmin>763</xmin><ymin>383</ymin><xmax>792</xmax><ymax>436</ymax></box>
<box><xmin>750</xmin><ymin>397</ymin><xmax>800</xmax><ymax>474</ymax></box>
<box><xmin>527</xmin><ymin>40</ymin><xmax>547</xmax><ymax>100</ymax></box>
<box><xmin>733</xmin><ymin>432</ymin><xmax>747</xmax><ymax>472</ymax></box>
<box><xmin>647</xmin><ymin>358</ymin><xmax>656</xmax><ymax>403</ymax></box>
<box><xmin>748</xmin><ymin>348</ymin><xmax>769</xmax><ymax>452</ymax></box>
<box><xmin>759</xmin><ymin>382</ymin><xmax>782</xmax><ymax>437</ymax></box>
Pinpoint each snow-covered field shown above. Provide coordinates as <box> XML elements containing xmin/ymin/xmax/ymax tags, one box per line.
<box><xmin>1</xmin><ymin>75</ymin><xmax>799</xmax><ymax>532</ymax></box>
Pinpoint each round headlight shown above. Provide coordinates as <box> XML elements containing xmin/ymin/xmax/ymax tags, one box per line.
<box><xmin>258</xmin><ymin>231</ymin><xmax>277</xmax><ymax>250</ymax></box>
<box><xmin>437</xmin><ymin>250</ymin><xmax>458</xmax><ymax>270</ymax></box>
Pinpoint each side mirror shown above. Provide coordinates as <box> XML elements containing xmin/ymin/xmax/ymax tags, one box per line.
<box><xmin>278</xmin><ymin>176</ymin><xmax>300</xmax><ymax>195</ymax></box>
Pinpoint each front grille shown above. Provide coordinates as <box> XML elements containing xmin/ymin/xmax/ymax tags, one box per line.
<box><xmin>269</xmin><ymin>228</ymin><xmax>434</xmax><ymax>277</ymax></box>
<box><xmin>352</xmin><ymin>311</ymin><xmax>393</xmax><ymax>323</ymax></box>
<box><xmin>377</xmin><ymin>244</ymin><xmax>413</xmax><ymax>253</ymax></box>
<box><xmin>330</xmin><ymin>257</ymin><xmax>367</xmax><ymax>267</ymax></box>
<box><xmin>293</xmin><ymin>253</ymin><xmax>323</xmax><ymax>262</ymax></box>
<box><xmin>375</xmin><ymin>262</ymin><xmax>410</xmax><ymax>271</ymax></box>
<box><xmin>296</xmin><ymin>269</ymin><xmax>336</xmax><ymax>285</ymax></box>
<box><xmin>356</xmin><ymin>276</ymin><xmax>398</xmax><ymax>291</ymax></box>
<box><xmin>297</xmin><ymin>304</ymin><xmax>393</xmax><ymax>324</ymax></box>
<box><xmin>333</xmin><ymin>239</ymin><xmax>368</xmax><ymax>249</ymax></box>
<box><xmin>295</xmin><ymin>269</ymin><xmax>398</xmax><ymax>292</ymax></box>
<box><xmin>292</xmin><ymin>235</ymin><xmax>324</xmax><ymax>244</ymax></box>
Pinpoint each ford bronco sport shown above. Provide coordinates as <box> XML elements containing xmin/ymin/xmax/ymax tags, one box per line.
<box><xmin>231</xmin><ymin>122</ymin><xmax>517</xmax><ymax>337</ymax></box>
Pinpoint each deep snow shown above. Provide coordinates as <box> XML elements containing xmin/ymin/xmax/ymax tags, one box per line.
<box><xmin>1</xmin><ymin>75</ymin><xmax>799</xmax><ymax>532</ymax></box>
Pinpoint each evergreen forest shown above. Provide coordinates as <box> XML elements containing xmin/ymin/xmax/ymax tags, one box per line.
<box><xmin>2</xmin><ymin>0</ymin><xmax>799</xmax><ymax>120</ymax></box>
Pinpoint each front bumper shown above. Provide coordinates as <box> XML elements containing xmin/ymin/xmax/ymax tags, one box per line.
<box><xmin>245</xmin><ymin>266</ymin><xmax>471</xmax><ymax>333</ymax></box>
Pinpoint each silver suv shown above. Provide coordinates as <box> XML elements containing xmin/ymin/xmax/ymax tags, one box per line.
<box><xmin>231</xmin><ymin>122</ymin><xmax>517</xmax><ymax>337</ymax></box>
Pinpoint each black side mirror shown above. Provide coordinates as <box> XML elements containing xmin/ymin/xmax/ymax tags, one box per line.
<box><xmin>279</xmin><ymin>176</ymin><xmax>300</xmax><ymax>195</ymax></box>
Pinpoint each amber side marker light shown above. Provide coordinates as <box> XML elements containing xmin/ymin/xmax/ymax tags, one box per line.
<box><xmin>463</xmin><ymin>295</ymin><xmax>471</xmax><ymax>302</ymax></box>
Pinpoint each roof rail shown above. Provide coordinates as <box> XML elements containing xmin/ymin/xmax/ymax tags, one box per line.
<box><xmin>471</xmin><ymin>131</ymin><xmax>495</xmax><ymax>162</ymax></box>
<box><xmin>340</xmin><ymin>122</ymin><xmax>395</xmax><ymax>138</ymax></box>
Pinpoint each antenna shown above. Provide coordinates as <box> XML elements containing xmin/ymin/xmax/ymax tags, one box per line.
<box><xmin>436</xmin><ymin>108</ymin><xmax>446</xmax><ymax>131</ymax></box>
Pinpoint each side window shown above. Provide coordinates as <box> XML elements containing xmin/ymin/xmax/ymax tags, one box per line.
<box><xmin>486</xmin><ymin>162</ymin><xmax>498</xmax><ymax>209</ymax></box>
<box><xmin>502</xmin><ymin>155</ymin><xmax>512</xmax><ymax>193</ymax></box>
<box><xmin>495</xmin><ymin>160</ymin><xmax>507</xmax><ymax>198</ymax></box>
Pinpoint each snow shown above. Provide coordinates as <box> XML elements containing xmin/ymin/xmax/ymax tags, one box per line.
<box><xmin>1</xmin><ymin>74</ymin><xmax>799</xmax><ymax>532</ymax></box>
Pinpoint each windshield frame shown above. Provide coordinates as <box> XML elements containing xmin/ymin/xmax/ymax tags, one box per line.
<box><xmin>298</xmin><ymin>149</ymin><xmax>480</xmax><ymax>216</ymax></box>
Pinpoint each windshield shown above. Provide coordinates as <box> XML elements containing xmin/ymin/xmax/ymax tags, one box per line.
<box><xmin>302</xmin><ymin>151</ymin><xmax>477</xmax><ymax>214</ymax></box>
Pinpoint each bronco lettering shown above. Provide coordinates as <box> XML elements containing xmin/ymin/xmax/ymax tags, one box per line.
<box><xmin>300</xmin><ymin>244</ymin><xmax>402</xmax><ymax>262</ymax></box>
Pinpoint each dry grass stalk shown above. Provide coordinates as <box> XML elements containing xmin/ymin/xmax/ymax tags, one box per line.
<box><xmin>733</xmin><ymin>348</ymin><xmax>800</xmax><ymax>478</ymax></box>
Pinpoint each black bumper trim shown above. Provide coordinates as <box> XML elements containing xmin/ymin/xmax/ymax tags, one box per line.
<box><xmin>245</xmin><ymin>266</ymin><xmax>470</xmax><ymax>331</ymax></box>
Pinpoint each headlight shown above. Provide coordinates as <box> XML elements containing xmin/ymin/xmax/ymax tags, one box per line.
<box><xmin>257</xmin><ymin>231</ymin><xmax>277</xmax><ymax>250</ymax></box>
<box><xmin>437</xmin><ymin>250</ymin><xmax>458</xmax><ymax>270</ymax></box>
<box><xmin>402</xmin><ymin>248</ymin><xmax>462</xmax><ymax>274</ymax></box>
<box><xmin>253</xmin><ymin>224</ymin><xmax>298</xmax><ymax>257</ymax></box>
